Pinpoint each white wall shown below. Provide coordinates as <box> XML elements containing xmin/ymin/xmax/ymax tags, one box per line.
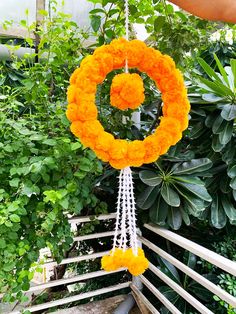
<box><xmin>0</xmin><ymin>0</ymin><xmax>93</xmax><ymax>28</ymax></box>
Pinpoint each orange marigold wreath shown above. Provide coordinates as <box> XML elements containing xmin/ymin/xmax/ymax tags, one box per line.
<box><xmin>66</xmin><ymin>38</ymin><xmax>190</xmax><ymax>170</ymax></box>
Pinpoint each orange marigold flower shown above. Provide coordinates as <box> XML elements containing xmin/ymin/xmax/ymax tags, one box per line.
<box><xmin>143</xmin><ymin>134</ymin><xmax>161</xmax><ymax>164</ymax></box>
<box><xmin>126</xmin><ymin>39</ymin><xmax>146</xmax><ymax>67</ymax></box>
<box><xmin>110</xmin><ymin>38</ymin><xmax>127</xmax><ymax>69</ymax></box>
<box><xmin>101</xmin><ymin>255</ymin><xmax>118</xmax><ymax>271</ymax></box>
<box><xmin>163</xmin><ymin>99</ymin><xmax>191</xmax><ymax>115</ymax></box>
<box><xmin>162</xmin><ymin>89</ymin><xmax>188</xmax><ymax>105</ymax></box>
<box><xmin>95</xmin><ymin>132</ymin><xmax>115</xmax><ymax>151</ymax></box>
<box><xmin>75</xmin><ymin>74</ymin><xmax>97</xmax><ymax>94</ymax></box>
<box><xmin>69</xmin><ymin>68</ymin><xmax>81</xmax><ymax>85</ymax></box>
<box><xmin>139</xmin><ymin>47</ymin><xmax>162</xmax><ymax>73</ymax></box>
<box><xmin>66</xmin><ymin>103</ymin><xmax>80</xmax><ymax>122</ymax></box>
<box><xmin>155</xmin><ymin>129</ymin><xmax>174</xmax><ymax>155</ymax></box>
<box><xmin>82</xmin><ymin>120</ymin><xmax>104</xmax><ymax>138</ymax></box>
<box><xmin>110</xmin><ymin>139</ymin><xmax>128</xmax><ymax>160</ymax></box>
<box><xmin>94</xmin><ymin>149</ymin><xmax>110</xmax><ymax>162</ymax></box>
<box><xmin>173</xmin><ymin>112</ymin><xmax>189</xmax><ymax>131</ymax></box>
<box><xmin>75</xmin><ymin>91</ymin><xmax>95</xmax><ymax>106</ymax></box>
<box><xmin>93</xmin><ymin>44</ymin><xmax>114</xmax><ymax>57</ymax></box>
<box><xmin>149</xmin><ymin>54</ymin><xmax>176</xmax><ymax>81</ymax></box>
<box><xmin>67</xmin><ymin>84</ymin><xmax>77</xmax><ymax>103</ymax></box>
<box><xmin>70</xmin><ymin>120</ymin><xmax>84</xmax><ymax>138</ymax></box>
<box><xmin>110</xmin><ymin>73</ymin><xmax>145</xmax><ymax>110</ymax></box>
<box><xmin>157</xmin><ymin>69</ymin><xmax>184</xmax><ymax>93</ymax></box>
<box><xmin>158</xmin><ymin>117</ymin><xmax>182</xmax><ymax>145</ymax></box>
<box><xmin>109</xmin><ymin>158</ymin><xmax>130</xmax><ymax>170</ymax></box>
<box><xmin>127</xmin><ymin>140</ymin><xmax>145</xmax><ymax>167</ymax></box>
<box><xmin>76</xmin><ymin>102</ymin><xmax>98</xmax><ymax>122</ymax></box>
<box><xmin>94</xmin><ymin>53</ymin><xmax>114</xmax><ymax>76</ymax></box>
<box><xmin>80</xmin><ymin>136</ymin><xmax>96</xmax><ymax>149</ymax></box>
<box><xmin>128</xmin><ymin>255</ymin><xmax>149</xmax><ymax>276</ymax></box>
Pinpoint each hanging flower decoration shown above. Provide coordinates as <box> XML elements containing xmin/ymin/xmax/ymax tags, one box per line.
<box><xmin>66</xmin><ymin>38</ymin><xmax>190</xmax><ymax>170</ymax></box>
<box><xmin>66</xmin><ymin>37</ymin><xmax>190</xmax><ymax>277</ymax></box>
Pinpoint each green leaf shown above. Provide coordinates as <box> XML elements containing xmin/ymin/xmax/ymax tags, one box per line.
<box><xmin>233</xmin><ymin>190</ymin><xmax>236</xmax><ymax>202</ymax></box>
<box><xmin>3</xmin><ymin>262</ymin><xmax>15</xmax><ymax>272</ymax></box>
<box><xmin>221</xmin><ymin>195</ymin><xmax>236</xmax><ymax>221</ymax></box>
<box><xmin>149</xmin><ymin>196</ymin><xmax>168</xmax><ymax>225</ymax></box>
<box><xmin>173</xmin><ymin>158</ymin><xmax>212</xmax><ymax>175</ymax></box>
<box><xmin>0</xmin><ymin>239</ymin><xmax>6</xmax><ymax>249</ymax></box>
<box><xmin>71</xmin><ymin>142</ymin><xmax>82</xmax><ymax>151</ymax></box>
<box><xmin>211</xmin><ymin>195</ymin><xmax>227</xmax><ymax>229</ymax></box>
<box><xmin>154</xmin><ymin>16</ymin><xmax>165</xmax><ymax>32</ymax></box>
<box><xmin>91</xmin><ymin>15</ymin><xmax>101</xmax><ymax>32</ymax></box>
<box><xmin>213</xmin><ymin>53</ymin><xmax>230</xmax><ymax>87</ymax></box>
<box><xmin>227</xmin><ymin>165</ymin><xmax>236</xmax><ymax>178</ymax></box>
<box><xmin>29</xmin><ymin>134</ymin><xmax>45</xmax><ymax>141</ymax></box>
<box><xmin>180</xmin><ymin>208</ymin><xmax>191</xmax><ymax>226</ymax></box>
<box><xmin>230</xmin><ymin>58</ymin><xmax>236</xmax><ymax>86</ymax></box>
<box><xmin>173</xmin><ymin>176</ymin><xmax>204</xmax><ymax>186</ymax></box>
<box><xmin>43</xmin><ymin>139</ymin><xmax>57</xmax><ymax>146</ymax></box>
<box><xmin>167</xmin><ymin>207</ymin><xmax>182</xmax><ymax>230</ymax></box>
<box><xmin>136</xmin><ymin>186</ymin><xmax>159</xmax><ymax>209</ymax></box>
<box><xmin>218</xmin><ymin>121</ymin><xmax>233</xmax><ymax>145</ymax></box>
<box><xmin>212</xmin><ymin>135</ymin><xmax>225</xmax><ymax>152</ymax></box>
<box><xmin>198</xmin><ymin>77</ymin><xmax>233</xmax><ymax>97</ymax></box>
<box><xmin>221</xmin><ymin>104</ymin><xmax>236</xmax><ymax>121</ymax></box>
<box><xmin>197</xmin><ymin>57</ymin><xmax>221</xmax><ymax>82</ymax></box>
<box><xmin>178</xmin><ymin>182</ymin><xmax>212</xmax><ymax>202</ymax></box>
<box><xmin>176</xmin><ymin>187</ymin><xmax>206</xmax><ymax>215</ymax></box>
<box><xmin>9</xmin><ymin>178</ymin><xmax>20</xmax><ymax>187</ymax></box>
<box><xmin>158</xmin><ymin>257</ymin><xmax>181</xmax><ymax>284</ymax></box>
<box><xmin>60</xmin><ymin>198</ymin><xmax>69</xmax><ymax>210</ymax></box>
<box><xmin>161</xmin><ymin>184</ymin><xmax>180</xmax><ymax>207</ymax></box>
<box><xmin>139</xmin><ymin>170</ymin><xmax>162</xmax><ymax>186</ymax></box>
<box><xmin>10</xmin><ymin>214</ymin><xmax>21</xmax><ymax>223</ymax></box>
<box><xmin>230</xmin><ymin>177</ymin><xmax>236</xmax><ymax>189</ymax></box>
<box><xmin>212</xmin><ymin>115</ymin><xmax>225</xmax><ymax>134</ymax></box>
<box><xmin>89</xmin><ymin>8</ymin><xmax>105</xmax><ymax>14</ymax></box>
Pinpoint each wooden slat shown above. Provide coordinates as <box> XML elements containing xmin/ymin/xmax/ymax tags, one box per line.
<box><xmin>69</xmin><ymin>213</ymin><xmax>116</xmax><ymax>224</ymax></box>
<box><xmin>148</xmin><ymin>263</ymin><xmax>214</xmax><ymax>314</ymax></box>
<box><xmin>140</xmin><ymin>276</ymin><xmax>182</xmax><ymax>314</ymax></box>
<box><xmin>12</xmin><ymin>282</ymin><xmax>131</xmax><ymax>313</ymax></box>
<box><xmin>73</xmin><ymin>231</ymin><xmax>115</xmax><ymax>242</ymax></box>
<box><xmin>130</xmin><ymin>283</ymin><xmax>160</xmax><ymax>314</ymax></box>
<box><xmin>29</xmin><ymin>268</ymin><xmax>125</xmax><ymax>293</ymax></box>
<box><xmin>144</xmin><ymin>223</ymin><xmax>236</xmax><ymax>277</ymax></box>
<box><xmin>44</xmin><ymin>251</ymin><xmax>109</xmax><ymax>267</ymax></box>
<box><xmin>140</xmin><ymin>236</ymin><xmax>236</xmax><ymax>308</ymax></box>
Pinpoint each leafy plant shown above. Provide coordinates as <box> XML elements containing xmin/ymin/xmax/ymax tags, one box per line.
<box><xmin>138</xmin><ymin>157</ymin><xmax>212</xmax><ymax>230</ymax></box>
<box><xmin>187</xmin><ymin>54</ymin><xmax>236</xmax><ymax>228</ymax></box>
<box><xmin>152</xmin><ymin>253</ymin><xmax>217</xmax><ymax>313</ymax></box>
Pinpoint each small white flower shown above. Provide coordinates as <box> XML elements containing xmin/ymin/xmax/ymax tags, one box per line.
<box><xmin>225</xmin><ymin>29</ymin><xmax>233</xmax><ymax>44</ymax></box>
<box><xmin>210</xmin><ymin>31</ymin><xmax>221</xmax><ymax>42</ymax></box>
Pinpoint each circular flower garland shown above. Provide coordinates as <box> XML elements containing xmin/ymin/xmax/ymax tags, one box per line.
<box><xmin>66</xmin><ymin>38</ymin><xmax>190</xmax><ymax>170</ymax></box>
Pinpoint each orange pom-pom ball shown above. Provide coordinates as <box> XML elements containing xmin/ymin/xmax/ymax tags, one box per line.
<box><xmin>110</xmin><ymin>73</ymin><xmax>145</xmax><ymax>110</ymax></box>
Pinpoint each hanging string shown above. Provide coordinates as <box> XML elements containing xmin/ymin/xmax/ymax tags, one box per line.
<box><xmin>124</xmin><ymin>0</ymin><xmax>129</xmax><ymax>73</ymax></box>
<box><xmin>112</xmin><ymin>167</ymin><xmax>138</xmax><ymax>256</ymax></box>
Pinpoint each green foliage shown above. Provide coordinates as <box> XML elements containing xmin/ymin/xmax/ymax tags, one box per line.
<box><xmin>187</xmin><ymin>55</ymin><xmax>236</xmax><ymax>229</ymax></box>
<box><xmin>0</xmin><ymin>6</ymin><xmax>105</xmax><ymax>303</ymax></box>
<box><xmin>148</xmin><ymin>253</ymin><xmax>217</xmax><ymax>313</ymax></box>
<box><xmin>138</xmin><ymin>157</ymin><xmax>212</xmax><ymax>230</ymax></box>
<box><xmin>88</xmin><ymin>0</ymin><xmax>215</xmax><ymax>65</ymax></box>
